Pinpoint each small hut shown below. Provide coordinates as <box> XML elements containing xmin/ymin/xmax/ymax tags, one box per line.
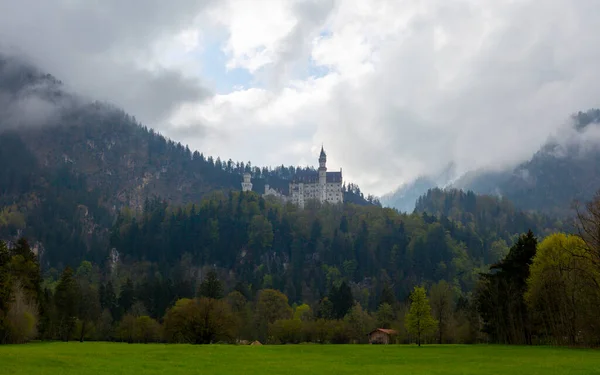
<box><xmin>368</xmin><ymin>328</ymin><xmax>398</xmax><ymax>344</ymax></box>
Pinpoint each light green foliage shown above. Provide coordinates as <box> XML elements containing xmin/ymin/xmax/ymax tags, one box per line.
<box><xmin>0</xmin><ymin>206</ymin><xmax>26</xmax><ymax>230</ymax></box>
<box><xmin>269</xmin><ymin>319</ymin><xmax>303</xmax><ymax>344</ymax></box>
<box><xmin>293</xmin><ymin>304</ymin><xmax>313</xmax><ymax>321</ymax></box>
<box><xmin>429</xmin><ymin>280</ymin><xmax>454</xmax><ymax>344</ymax></box>
<box><xmin>256</xmin><ymin>289</ymin><xmax>293</xmax><ymax>325</ymax></box>
<box><xmin>134</xmin><ymin>316</ymin><xmax>162</xmax><ymax>343</ymax></box>
<box><xmin>6</xmin><ymin>284</ymin><xmax>38</xmax><ymax>343</ymax></box>
<box><xmin>405</xmin><ymin>286</ymin><xmax>438</xmax><ymax>346</ymax></box>
<box><xmin>256</xmin><ymin>289</ymin><xmax>293</xmax><ymax>342</ymax></box>
<box><xmin>525</xmin><ymin>233</ymin><xmax>600</xmax><ymax>345</ymax></box>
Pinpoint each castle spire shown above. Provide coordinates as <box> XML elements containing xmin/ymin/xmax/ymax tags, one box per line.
<box><xmin>318</xmin><ymin>144</ymin><xmax>327</xmax><ymax>170</ymax></box>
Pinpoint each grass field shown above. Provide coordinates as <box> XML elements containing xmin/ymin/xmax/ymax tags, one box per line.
<box><xmin>1</xmin><ymin>342</ymin><xmax>599</xmax><ymax>374</ymax></box>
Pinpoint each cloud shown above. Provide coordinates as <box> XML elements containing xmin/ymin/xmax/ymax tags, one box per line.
<box><xmin>0</xmin><ymin>0</ymin><xmax>214</xmax><ymax>127</ymax></box>
<box><xmin>173</xmin><ymin>0</ymin><xmax>600</xmax><ymax>196</ymax></box>
<box><xmin>0</xmin><ymin>56</ymin><xmax>80</xmax><ymax>129</ymax></box>
<box><xmin>2</xmin><ymin>0</ymin><xmax>600</xmax><ymax>197</ymax></box>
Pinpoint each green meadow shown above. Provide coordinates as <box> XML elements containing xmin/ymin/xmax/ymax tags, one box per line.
<box><xmin>1</xmin><ymin>343</ymin><xmax>599</xmax><ymax>375</ymax></box>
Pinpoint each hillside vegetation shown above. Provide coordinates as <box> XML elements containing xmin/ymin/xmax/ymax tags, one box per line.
<box><xmin>0</xmin><ymin>55</ymin><xmax>374</xmax><ymax>268</ymax></box>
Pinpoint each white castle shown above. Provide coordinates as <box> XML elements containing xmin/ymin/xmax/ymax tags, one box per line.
<box><xmin>241</xmin><ymin>146</ymin><xmax>343</xmax><ymax>208</ymax></box>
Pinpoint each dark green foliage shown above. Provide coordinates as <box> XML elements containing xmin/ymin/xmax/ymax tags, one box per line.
<box><xmin>329</xmin><ymin>282</ymin><xmax>354</xmax><ymax>319</ymax></box>
<box><xmin>118</xmin><ymin>278</ymin><xmax>135</xmax><ymax>319</ymax></box>
<box><xmin>107</xmin><ymin>189</ymin><xmax>565</xmax><ymax>309</ymax></box>
<box><xmin>99</xmin><ymin>281</ymin><xmax>118</xmax><ymax>320</ymax></box>
<box><xmin>476</xmin><ymin>230</ymin><xmax>538</xmax><ymax>344</ymax></box>
<box><xmin>415</xmin><ymin>188</ymin><xmax>564</xmax><ymax>264</ymax></box>
<box><xmin>198</xmin><ymin>269</ymin><xmax>223</xmax><ymax>299</ymax></box>
<box><xmin>379</xmin><ymin>282</ymin><xmax>396</xmax><ymax>307</ymax></box>
<box><xmin>54</xmin><ymin>266</ymin><xmax>79</xmax><ymax>341</ymax></box>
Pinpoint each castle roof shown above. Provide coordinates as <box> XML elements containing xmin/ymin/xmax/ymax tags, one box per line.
<box><xmin>326</xmin><ymin>171</ymin><xmax>342</xmax><ymax>183</ymax></box>
<box><xmin>292</xmin><ymin>170</ymin><xmax>319</xmax><ymax>184</ymax></box>
<box><xmin>319</xmin><ymin>146</ymin><xmax>326</xmax><ymax>159</ymax></box>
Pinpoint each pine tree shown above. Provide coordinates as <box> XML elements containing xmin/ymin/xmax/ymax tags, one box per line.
<box><xmin>54</xmin><ymin>267</ymin><xmax>79</xmax><ymax>341</ymax></box>
<box><xmin>198</xmin><ymin>268</ymin><xmax>223</xmax><ymax>299</ymax></box>
<box><xmin>118</xmin><ymin>278</ymin><xmax>135</xmax><ymax>318</ymax></box>
<box><xmin>379</xmin><ymin>281</ymin><xmax>396</xmax><ymax>307</ymax></box>
<box><xmin>329</xmin><ymin>281</ymin><xmax>354</xmax><ymax>319</ymax></box>
<box><xmin>405</xmin><ymin>285</ymin><xmax>438</xmax><ymax>346</ymax></box>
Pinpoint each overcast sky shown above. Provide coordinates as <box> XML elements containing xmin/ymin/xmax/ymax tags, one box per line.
<box><xmin>1</xmin><ymin>0</ymin><xmax>599</xmax><ymax>196</ymax></box>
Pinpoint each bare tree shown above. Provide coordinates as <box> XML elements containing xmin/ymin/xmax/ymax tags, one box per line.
<box><xmin>574</xmin><ymin>192</ymin><xmax>600</xmax><ymax>265</ymax></box>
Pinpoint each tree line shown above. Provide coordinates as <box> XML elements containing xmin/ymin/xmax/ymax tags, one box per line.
<box><xmin>0</xmin><ymin>240</ymin><xmax>455</xmax><ymax>345</ymax></box>
<box><xmin>2</xmin><ymin>188</ymin><xmax>599</xmax><ymax>346</ymax></box>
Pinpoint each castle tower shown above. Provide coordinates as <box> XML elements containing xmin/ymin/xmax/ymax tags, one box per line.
<box><xmin>241</xmin><ymin>172</ymin><xmax>253</xmax><ymax>192</ymax></box>
<box><xmin>318</xmin><ymin>145</ymin><xmax>327</xmax><ymax>202</ymax></box>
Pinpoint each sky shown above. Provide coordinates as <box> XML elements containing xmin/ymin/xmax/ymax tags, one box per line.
<box><xmin>0</xmin><ymin>0</ymin><xmax>599</xmax><ymax>196</ymax></box>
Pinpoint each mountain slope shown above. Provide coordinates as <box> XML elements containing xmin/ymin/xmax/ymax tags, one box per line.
<box><xmin>382</xmin><ymin>109</ymin><xmax>600</xmax><ymax>215</ymax></box>
<box><xmin>0</xmin><ymin>55</ymin><xmax>374</xmax><ymax>267</ymax></box>
<box><xmin>451</xmin><ymin>110</ymin><xmax>600</xmax><ymax>214</ymax></box>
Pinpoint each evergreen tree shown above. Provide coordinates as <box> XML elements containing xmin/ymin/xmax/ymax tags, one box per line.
<box><xmin>405</xmin><ymin>285</ymin><xmax>437</xmax><ymax>346</ymax></box>
<box><xmin>379</xmin><ymin>281</ymin><xmax>396</xmax><ymax>307</ymax></box>
<box><xmin>329</xmin><ymin>281</ymin><xmax>354</xmax><ymax>319</ymax></box>
<box><xmin>100</xmin><ymin>281</ymin><xmax>118</xmax><ymax>320</ymax></box>
<box><xmin>476</xmin><ymin>230</ymin><xmax>538</xmax><ymax>344</ymax></box>
<box><xmin>118</xmin><ymin>278</ymin><xmax>135</xmax><ymax>318</ymax></box>
<box><xmin>54</xmin><ymin>267</ymin><xmax>79</xmax><ymax>341</ymax></box>
<box><xmin>198</xmin><ymin>268</ymin><xmax>223</xmax><ymax>299</ymax></box>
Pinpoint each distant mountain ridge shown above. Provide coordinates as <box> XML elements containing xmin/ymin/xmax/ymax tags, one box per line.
<box><xmin>0</xmin><ymin>54</ymin><xmax>374</xmax><ymax>267</ymax></box>
<box><xmin>382</xmin><ymin>109</ymin><xmax>600</xmax><ymax>215</ymax></box>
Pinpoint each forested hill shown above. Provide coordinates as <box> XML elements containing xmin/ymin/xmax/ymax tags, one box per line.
<box><xmin>414</xmin><ymin>188</ymin><xmax>570</xmax><ymax>240</ymax></box>
<box><xmin>102</xmin><ymin>187</ymin><xmax>568</xmax><ymax>315</ymax></box>
<box><xmin>0</xmin><ymin>54</ymin><xmax>378</xmax><ymax>268</ymax></box>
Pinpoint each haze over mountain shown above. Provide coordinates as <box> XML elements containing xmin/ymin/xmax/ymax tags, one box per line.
<box><xmin>381</xmin><ymin>110</ymin><xmax>600</xmax><ymax>215</ymax></box>
<box><xmin>2</xmin><ymin>0</ymin><xmax>600</xmax><ymax>196</ymax></box>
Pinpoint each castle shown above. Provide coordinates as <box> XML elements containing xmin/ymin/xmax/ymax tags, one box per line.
<box><xmin>241</xmin><ymin>146</ymin><xmax>343</xmax><ymax>208</ymax></box>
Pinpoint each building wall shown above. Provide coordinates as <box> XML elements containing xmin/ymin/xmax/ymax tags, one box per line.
<box><xmin>288</xmin><ymin>180</ymin><xmax>342</xmax><ymax>208</ymax></box>
<box><xmin>368</xmin><ymin>331</ymin><xmax>391</xmax><ymax>344</ymax></box>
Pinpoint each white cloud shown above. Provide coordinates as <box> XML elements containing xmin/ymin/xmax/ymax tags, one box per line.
<box><xmin>2</xmin><ymin>0</ymin><xmax>600</xmax><ymax>197</ymax></box>
<box><xmin>174</xmin><ymin>0</ymin><xmax>600</xmax><ymax>196</ymax></box>
<box><xmin>0</xmin><ymin>0</ymin><xmax>214</xmax><ymax>126</ymax></box>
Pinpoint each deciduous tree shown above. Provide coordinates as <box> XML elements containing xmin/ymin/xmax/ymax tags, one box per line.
<box><xmin>405</xmin><ymin>285</ymin><xmax>437</xmax><ymax>346</ymax></box>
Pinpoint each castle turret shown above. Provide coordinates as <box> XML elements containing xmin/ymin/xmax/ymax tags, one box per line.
<box><xmin>241</xmin><ymin>172</ymin><xmax>253</xmax><ymax>192</ymax></box>
<box><xmin>319</xmin><ymin>145</ymin><xmax>327</xmax><ymax>170</ymax></box>
<box><xmin>318</xmin><ymin>145</ymin><xmax>327</xmax><ymax>202</ymax></box>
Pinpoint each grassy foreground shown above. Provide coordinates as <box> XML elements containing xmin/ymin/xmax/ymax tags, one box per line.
<box><xmin>1</xmin><ymin>342</ymin><xmax>599</xmax><ymax>374</ymax></box>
